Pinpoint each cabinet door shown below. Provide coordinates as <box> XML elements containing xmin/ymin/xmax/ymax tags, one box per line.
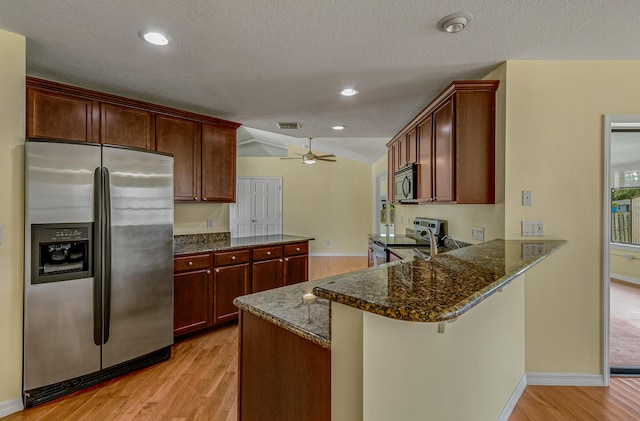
<box><xmin>27</xmin><ymin>87</ymin><xmax>98</xmax><ymax>142</ymax></box>
<box><xmin>417</xmin><ymin>116</ymin><xmax>433</xmax><ymax>201</ymax></box>
<box><xmin>100</xmin><ymin>103</ymin><xmax>155</xmax><ymax>149</ymax></box>
<box><xmin>387</xmin><ymin>143</ymin><xmax>396</xmax><ymax>201</ymax></box>
<box><xmin>174</xmin><ymin>269</ymin><xmax>211</xmax><ymax>336</ymax></box>
<box><xmin>433</xmin><ymin>98</ymin><xmax>456</xmax><ymax>202</ymax></box>
<box><xmin>284</xmin><ymin>254</ymin><xmax>308</xmax><ymax>286</ymax></box>
<box><xmin>252</xmin><ymin>258</ymin><xmax>284</xmax><ymax>293</ymax></box>
<box><xmin>397</xmin><ymin>136</ymin><xmax>407</xmax><ymax>168</ymax></box>
<box><xmin>156</xmin><ymin>115</ymin><xmax>201</xmax><ymax>201</ymax></box>
<box><xmin>213</xmin><ymin>263</ymin><xmax>250</xmax><ymax>324</ymax></box>
<box><xmin>407</xmin><ymin>128</ymin><xmax>417</xmax><ymax>164</ymax></box>
<box><xmin>201</xmin><ymin>124</ymin><xmax>236</xmax><ymax>202</ymax></box>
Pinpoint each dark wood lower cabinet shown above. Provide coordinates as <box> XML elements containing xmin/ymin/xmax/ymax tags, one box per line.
<box><xmin>252</xmin><ymin>258</ymin><xmax>283</xmax><ymax>293</ymax></box>
<box><xmin>173</xmin><ymin>269</ymin><xmax>211</xmax><ymax>336</ymax></box>
<box><xmin>284</xmin><ymin>254</ymin><xmax>308</xmax><ymax>285</ymax></box>
<box><xmin>213</xmin><ymin>263</ymin><xmax>250</xmax><ymax>324</ymax></box>
<box><xmin>238</xmin><ymin>311</ymin><xmax>331</xmax><ymax>421</ymax></box>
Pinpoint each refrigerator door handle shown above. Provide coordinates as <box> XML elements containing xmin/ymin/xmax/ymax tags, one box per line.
<box><xmin>103</xmin><ymin>167</ymin><xmax>112</xmax><ymax>345</ymax></box>
<box><xmin>93</xmin><ymin>167</ymin><xmax>103</xmax><ymax>346</ymax></box>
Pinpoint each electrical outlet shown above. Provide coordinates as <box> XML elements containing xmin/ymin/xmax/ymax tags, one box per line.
<box><xmin>522</xmin><ymin>190</ymin><xmax>532</xmax><ymax>206</ymax></box>
<box><xmin>522</xmin><ymin>221</ymin><xmax>544</xmax><ymax>237</ymax></box>
<box><xmin>207</xmin><ymin>218</ymin><xmax>215</xmax><ymax>230</ymax></box>
<box><xmin>471</xmin><ymin>226</ymin><xmax>484</xmax><ymax>241</ymax></box>
<box><xmin>326</xmin><ymin>240</ymin><xmax>330</xmax><ymax>246</ymax></box>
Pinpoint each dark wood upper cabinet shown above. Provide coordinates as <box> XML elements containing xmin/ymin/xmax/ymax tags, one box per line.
<box><xmin>201</xmin><ymin>124</ymin><xmax>236</xmax><ymax>202</ymax></box>
<box><xmin>417</xmin><ymin>115</ymin><xmax>433</xmax><ymax>201</ymax></box>
<box><xmin>27</xmin><ymin>87</ymin><xmax>98</xmax><ymax>142</ymax></box>
<box><xmin>433</xmin><ymin>98</ymin><xmax>455</xmax><ymax>202</ymax></box>
<box><xmin>387</xmin><ymin>80</ymin><xmax>498</xmax><ymax>205</ymax></box>
<box><xmin>155</xmin><ymin>115</ymin><xmax>201</xmax><ymax>201</ymax></box>
<box><xmin>100</xmin><ymin>103</ymin><xmax>155</xmax><ymax>149</ymax></box>
<box><xmin>406</xmin><ymin>127</ymin><xmax>417</xmax><ymax>165</ymax></box>
<box><xmin>26</xmin><ymin>77</ymin><xmax>241</xmax><ymax>203</ymax></box>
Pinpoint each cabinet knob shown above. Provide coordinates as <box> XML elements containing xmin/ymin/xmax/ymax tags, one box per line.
<box><xmin>188</xmin><ymin>261</ymin><xmax>193</xmax><ymax>266</ymax></box>
<box><xmin>194</xmin><ymin>197</ymin><xmax>198</xmax><ymax>200</ymax></box>
<box><xmin>285</xmin><ymin>258</ymin><xmax>289</xmax><ymax>261</ymax></box>
<box><xmin>267</xmin><ymin>251</ymin><xmax>271</xmax><ymax>255</ymax></box>
<box><xmin>231</xmin><ymin>256</ymin><xmax>236</xmax><ymax>260</ymax></box>
<box><xmin>206</xmin><ymin>270</ymin><xmax>211</xmax><ymax>275</ymax></box>
<box><xmin>215</xmin><ymin>269</ymin><xmax>220</xmax><ymax>273</ymax></box>
<box><xmin>202</xmin><ymin>198</ymin><xmax>207</xmax><ymax>201</ymax></box>
<box><xmin>296</xmin><ymin>247</ymin><xmax>301</xmax><ymax>251</ymax></box>
<box><xmin>279</xmin><ymin>259</ymin><xmax>283</xmax><ymax>262</ymax></box>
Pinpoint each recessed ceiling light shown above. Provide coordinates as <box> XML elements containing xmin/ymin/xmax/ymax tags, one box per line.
<box><xmin>437</xmin><ymin>12</ymin><xmax>473</xmax><ymax>34</ymax></box>
<box><xmin>339</xmin><ymin>88</ymin><xmax>359</xmax><ymax>97</ymax></box>
<box><xmin>332</xmin><ymin>125</ymin><xmax>346</xmax><ymax>130</ymax></box>
<box><xmin>140</xmin><ymin>30</ymin><xmax>170</xmax><ymax>46</ymax></box>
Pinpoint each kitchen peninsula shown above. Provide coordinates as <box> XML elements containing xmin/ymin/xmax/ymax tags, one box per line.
<box><xmin>234</xmin><ymin>239</ymin><xmax>566</xmax><ymax>421</ymax></box>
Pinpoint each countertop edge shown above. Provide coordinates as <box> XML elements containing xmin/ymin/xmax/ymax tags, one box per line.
<box><xmin>174</xmin><ymin>235</ymin><xmax>315</xmax><ymax>256</ymax></box>
<box><xmin>234</xmin><ymin>299</ymin><xmax>331</xmax><ymax>350</ymax></box>
<box><xmin>312</xmin><ymin>239</ymin><xmax>568</xmax><ymax>323</ymax></box>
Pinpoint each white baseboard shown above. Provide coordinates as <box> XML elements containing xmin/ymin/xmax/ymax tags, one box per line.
<box><xmin>526</xmin><ymin>372</ymin><xmax>605</xmax><ymax>386</ymax></box>
<box><xmin>611</xmin><ymin>273</ymin><xmax>640</xmax><ymax>286</ymax></box>
<box><xmin>0</xmin><ymin>397</ymin><xmax>23</xmax><ymax>418</ymax></box>
<box><xmin>309</xmin><ymin>252</ymin><xmax>368</xmax><ymax>257</ymax></box>
<box><xmin>497</xmin><ymin>374</ymin><xmax>527</xmax><ymax>421</ymax></box>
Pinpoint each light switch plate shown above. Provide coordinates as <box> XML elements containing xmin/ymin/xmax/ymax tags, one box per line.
<box><xmin>522</xmin><ymin>221</ymin><xmax>544</xmax><ymax>237</ymax></box>
<box><xmin>522</xmin><ymin>190</ymin><xmax>532</xmax><ymax>206</ymax></box>
<box><xmin>207</xmin><ymin>218</ymin><xmax>215</xmax><ymax>230</ymax></box>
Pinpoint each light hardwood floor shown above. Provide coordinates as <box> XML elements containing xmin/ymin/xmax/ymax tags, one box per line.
<box><xmin>6</xmin><ymin>257</ymin><xmax>640</xmax><ymax>420</ymax></box>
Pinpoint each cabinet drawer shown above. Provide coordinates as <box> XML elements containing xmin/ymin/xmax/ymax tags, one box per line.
<box><xmin>284</xmin><ymin>242</ymin><xmax>308</xmax><ymax>257</ymax></box>
<box><xmin>174</xmin><ymin>254</ymin><xmax>211</xmax><ymax>273</ymax></box>
<box><xmin>214</xmin><ymin>249</ymin><xmax>250</xmax><ymax>266</ymax></box>
<box><xmin>253</xmin><ymin>245</ymin><xmax>283</xmax><ymax>261</ymax></box>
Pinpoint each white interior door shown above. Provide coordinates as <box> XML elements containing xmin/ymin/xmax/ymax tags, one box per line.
<box><xmin>230</xmin><ymin>177</ymin><xmax>282</xmax><ymax>237</ymax></box>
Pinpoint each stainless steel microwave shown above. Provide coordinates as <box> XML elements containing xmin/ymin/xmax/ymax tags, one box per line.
<box><xmin>394</xmin><ymin>164</ymin><xmax>418</xmax><ymax>202</ymax></box>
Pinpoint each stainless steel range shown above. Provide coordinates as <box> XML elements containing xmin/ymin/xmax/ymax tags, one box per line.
<box><xmin>369</xmin><ymin>218</ymin><xmax>446</xmax><ymax>266</ymax></box>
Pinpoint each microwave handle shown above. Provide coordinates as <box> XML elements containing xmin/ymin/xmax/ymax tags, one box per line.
<box><xmin>402</xmin><ymin>175</ymin><xmax>411</xmax><ymax>198</ymax></box>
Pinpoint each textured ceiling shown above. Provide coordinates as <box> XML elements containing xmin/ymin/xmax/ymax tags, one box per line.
<box><xmin>1</xmin><ymin>0</ymin><xmax>640</xmax><ymax>163</ymax></box>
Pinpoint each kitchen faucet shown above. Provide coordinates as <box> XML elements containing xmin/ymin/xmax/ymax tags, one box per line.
<box><xmin>413</xmin><ymin>228</ymin><xmax>438</xmax><ymax>260</ymax></box>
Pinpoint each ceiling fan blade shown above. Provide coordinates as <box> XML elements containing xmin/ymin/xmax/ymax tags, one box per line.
<box><xmin>317</xmin><ymin>158</ymin><xmax>336</xmax><ymax>162</ymax></box>
<box><xmin>316</xmin><ymin>154</ymin><xmax>336</xmax><ymax>158</ymax></box>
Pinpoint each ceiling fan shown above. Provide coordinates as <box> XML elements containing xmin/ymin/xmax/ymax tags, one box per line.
<box><xmin>280</xmin><ymin>138</ymin><xmax>336</xmax><ymax>164</ymax></box>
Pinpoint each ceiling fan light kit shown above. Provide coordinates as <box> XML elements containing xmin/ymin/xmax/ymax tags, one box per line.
<box><xmin>280</xmin><ymin>138</ymin><xmax>336</xmax><ymax>164</ymax></box>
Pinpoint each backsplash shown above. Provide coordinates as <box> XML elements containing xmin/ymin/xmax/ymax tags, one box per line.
<box><xmin>174</xmin><ymin>232</ymin><xmax>230</xmax><ymax>246</ymax></box>
<box><xmin>173</xmin><ymin>202</ymin><xmax>230</xmax><ymax>235</ymax></box>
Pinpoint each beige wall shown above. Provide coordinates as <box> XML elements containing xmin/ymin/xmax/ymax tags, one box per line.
<box><xmin>393</xmin><ymin>63</ymin><xmax>507</xmax><ymax>243</ymax></box>
<box><xmin>610</xmin><ymin>248</ymin><xmax>640</xmax><ymax>282</ymax></box>
<box><xmin>237</xmin><ymin>146</ymin><xmax>373</xmax><ymax>255</ymax></box>
<box><xmin>505</xmin><ymin>61</ymin><xmax>640</xmax><ymax>373</ymax></box>
<box><xmin>361</xmin><ymin>277</ymin><xmax>524</xmax><ymax>420</ymax></box>
<box><xmin>174</xmin><ymin>203</ymin><xmax>230</xmax><ymax>235</ymax></box>
<box><xmin>0</xmin><ymin>29</ymin><xmax>25</xmax><ymax>405</ymax></box>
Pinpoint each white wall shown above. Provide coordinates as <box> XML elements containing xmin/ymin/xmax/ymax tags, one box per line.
<box><xmin>0</xmin><ymin>28</ymin><xmax>25</xmax><ymax>411</ymax></box>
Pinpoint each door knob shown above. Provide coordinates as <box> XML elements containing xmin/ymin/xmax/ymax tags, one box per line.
<box><xmin>251</xmin><ymin>219</ymin><xmax>257</xmax><ymax>223</ymax></box>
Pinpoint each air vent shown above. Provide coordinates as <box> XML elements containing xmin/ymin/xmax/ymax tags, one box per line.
<box><xmin>277</xmin><ymin>122</ymin><xmax>301</xmax><ymax>130</ymax></box>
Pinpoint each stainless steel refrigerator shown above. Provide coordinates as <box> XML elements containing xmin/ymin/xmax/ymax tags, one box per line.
<box><xmin>24</xmin><ymin>139</ymin><xmax>174</xmax><ymax>407</ymax></box>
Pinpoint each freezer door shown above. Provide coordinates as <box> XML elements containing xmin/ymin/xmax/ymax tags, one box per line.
<box><xmin>101</xmin><ymin>146</ymin><xmax>174</xmax><ymax>368</ymax></box>
<box><xmin>24</xmin><ymin>140</ymin><xmax>102</xmax><ymax>390</ymax></box>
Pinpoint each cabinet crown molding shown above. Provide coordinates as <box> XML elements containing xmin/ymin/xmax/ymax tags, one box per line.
<box><xmin>386</xmin><ymin>80</ymin><xmax>499</xmax><ymax>147</ymax></box>
<box><xmin>26</xmin><ymin>76</ymin><xmax>241</xmax><ymax>129</ymax></box>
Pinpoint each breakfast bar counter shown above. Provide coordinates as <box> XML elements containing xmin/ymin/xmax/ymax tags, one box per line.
<box><xmin>233</xmin><ymin>239</ymin><xmax>566</xmax><ymax>421</ymax></box>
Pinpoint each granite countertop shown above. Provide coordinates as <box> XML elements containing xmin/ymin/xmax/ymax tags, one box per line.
<box><xmin>313</xmin><ymin>239</ymin><xmax>566</xmax><ymax>323</ymax></box>
<box><xmin>234</xmin><ymin>239</ymin><xmax>566</xmax><ymax>349</ymax></box>
<box><xmin>233</xmin><ymin>280</ymin><xmax>332</xmax><ymax>349</ymax></box>
<box><xmin>174</xmin><ymin>234</ymin><xmax>315</xmax><ymax>256</ymax></box>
